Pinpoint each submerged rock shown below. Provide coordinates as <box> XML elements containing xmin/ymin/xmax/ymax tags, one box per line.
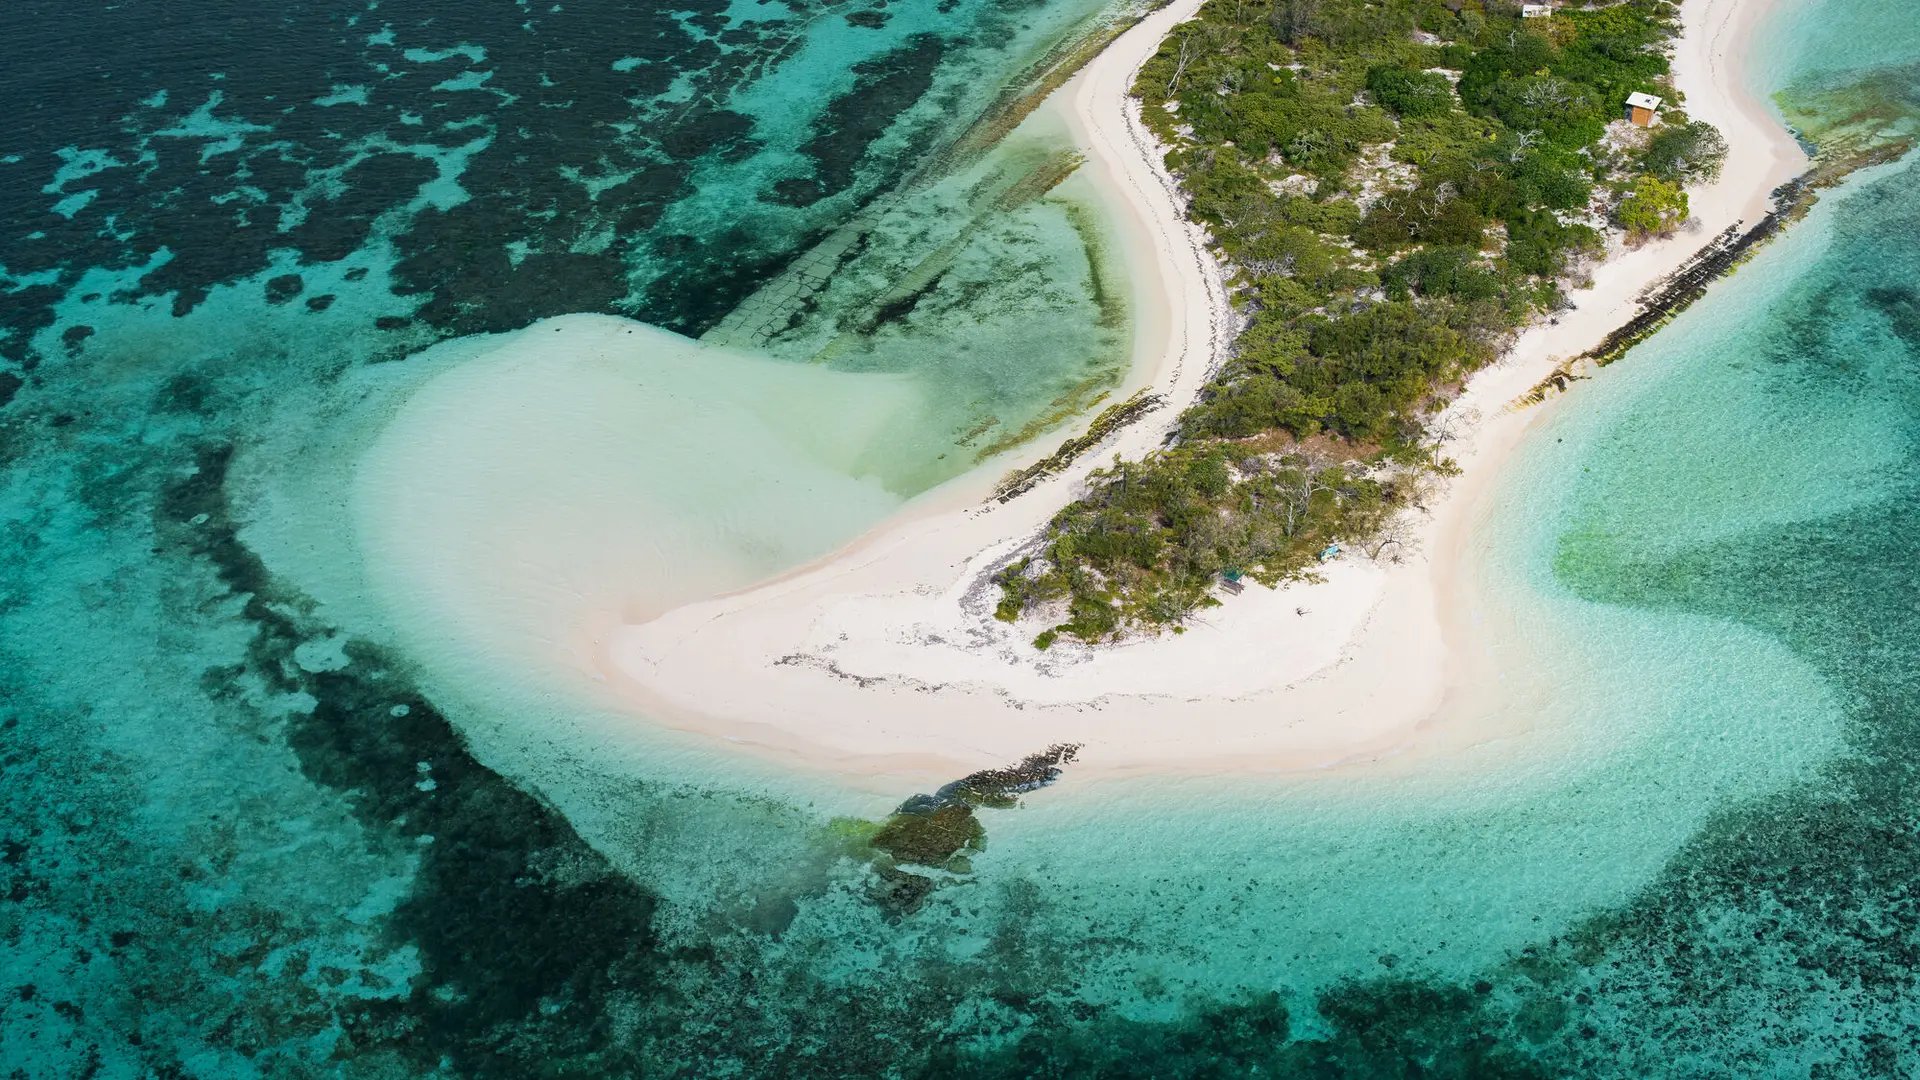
<box><xmin>863</xmin><ymin>743</ymin><xmax>1080</xmax><ymax>914</ymax></box>
<box><xmin>871</xmin><ymin>802</ymin><xmax>984</xmax><ymax>868</ymax></box>
<box><xmin>871</xmin><ymin>864</ymin><xmax>938</xmax><ymax>916</ymax></box>
<box><xmin>938</xmin><ymin>742</ymin><xmax>1080</xmax><ymax>809</ymax></box>
<box><xmin>264</xmin><ymin>274</ymin><xmax>304</xmax><ymax>305</ymax></box>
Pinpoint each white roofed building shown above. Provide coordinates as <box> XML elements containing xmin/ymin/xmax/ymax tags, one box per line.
<box><xmin>1626</xmin><ymin>92</ymin><xmax>1663</xmax><ymax>127</ymax></box>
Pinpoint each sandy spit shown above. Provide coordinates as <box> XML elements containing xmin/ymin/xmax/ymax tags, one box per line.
<box><xmin>597</xmin><ymin>0</ymin><xmax>1809</xmax><ymax>782</ymax></box>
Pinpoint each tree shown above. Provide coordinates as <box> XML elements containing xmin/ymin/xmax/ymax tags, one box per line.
<box><xmin>1270</xmin><ymin>0</ymin><xmax>1321</xmax><ymax>45</ymax></box>
<box><xmin>1638</xmin><ymin>120</ymin><xmax>1729</xmax><ymax>183</ymax></box>
<box><xmin>1615</xmin><ymin>174</ymin><xmax>1688</xmax><ymax>237</ymax></box>
<box><xmin>1363</xmin><ymin>515</ymin><xmax>1418</xmax><ymax>561</ymax></box>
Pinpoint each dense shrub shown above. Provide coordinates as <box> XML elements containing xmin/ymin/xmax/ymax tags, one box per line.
<box><xmin>1639</xmin><ymin>120</ymin><xmax>1730</xmax><ymax>182</ymax></box>
<box><xmin>1383</xmin><ymin>245</ymin><xmax>1502</xmax><ymax>302</ymax></box>
<box><xmin>1368</xmin><ymin>66</ymin><xmax>1455</xmax><ymax>119</ymax></box>
<box><xmin>1511</xmin><ymin>149</ymin><xmax>1595</xmax><ymax>210</ymax></box>
<box><xmin>1505</xmin><ymin>209</ymin><xmax>1601</xmax><ymax>277</ymax></box>
<box><xmin>1615</xmin><ymin>173</ymin><xmax>1689</xmax><ymax>236</ymax></box>
<box><xmin>1354</xmin><ymin>188</ymin><xmax>1486</xmax><ymax>253</ymax></box>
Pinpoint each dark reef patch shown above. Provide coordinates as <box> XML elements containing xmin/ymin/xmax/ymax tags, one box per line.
<box><xmin>0</xmin><ymin>284</ymin><xmax>62</xmax><ymax>367</ymax></box>
<box><xmin>0</xmin><ymin>0</ymin><xmax>1021</xmax><ymax>362</ymax></box>
<box><xmin>58</xmin><ymin>326</ymin><xmax>94</xmax><ymax>354</ymax></box>
<box><xmin>287</xmin><ymin>154</ymin><xmax>442</xmax><ymax>267</ymax></box>
<box><xmin>155</xmin><ymin>443</ymin><xmax>661</xmax><ymax>1076</ymax></box>
<box><xmin>917</xmin><ymin>984</ymin><xmax>1553</xmax><ymax>1079</ymax></box>
<box><xmin>789</xmin><ymin>34</ymin><xmax>949</xmax><ymax>203</ymax></box>
<box><xmin>264</xmin><ymin>275</ymin><xmax>305</xmax><ymax>306</ymax></box>
<box><xmin>638</xmin><ymin>229</ymin><xmax>826</xmax><ymax>333</ymax></box>
<box><xmin>1865</xmin><ymin>283</ymin><xmax>1920</xmax><ymax>344</ymax></box>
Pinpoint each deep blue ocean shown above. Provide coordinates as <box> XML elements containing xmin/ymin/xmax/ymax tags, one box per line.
<box><xmin>7</xmin><ymin>0</ymin><xmax>1920</xmax><ymax>1076</ymax></box>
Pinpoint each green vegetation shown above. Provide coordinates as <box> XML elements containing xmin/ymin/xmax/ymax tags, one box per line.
<box><xmin>1639</xmin><ymin>119</ymin><xmax>1730</xmax><ymax>182</ymax></box>
<box><xmin>996</xmin><ymin>445</ymin><xmax>1400</xmax><ymax>643</ymax></box>
<box><xmin>998</xmin><ymin>0</ymin><xmax>1726</xmax><ymax>647</ymax></box>
<box><xmin>1614</xmin><ymin>173</ymin><xmax>1689</xmax><ymax>236</ymax></box>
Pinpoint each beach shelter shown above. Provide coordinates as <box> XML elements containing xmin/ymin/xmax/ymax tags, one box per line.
<box><xmin>1626</xmin><ymin>92</ymin><xmax>1663</xmax><ymax>127</ymax></box>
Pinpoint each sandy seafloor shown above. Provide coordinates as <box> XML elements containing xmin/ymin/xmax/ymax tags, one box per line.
<box><xmin>9</xmin><ymin>0</ymin><xmax>1920</xmax><ymax>1074</ymax></box>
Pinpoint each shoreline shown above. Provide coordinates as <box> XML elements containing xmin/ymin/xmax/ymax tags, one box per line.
<box><xmin>597</xmin><ymin>0</ymin><xmax>1810</xmax><ymax>781</ymax></box>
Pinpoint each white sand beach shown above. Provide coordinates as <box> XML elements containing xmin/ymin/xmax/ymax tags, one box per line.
<box><xmin>367</xmin><ymin>0</ymin><xmax>1810</xmax><ymax>782</ymax></box>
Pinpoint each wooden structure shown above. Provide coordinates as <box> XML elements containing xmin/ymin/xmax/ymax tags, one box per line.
<box><xmin>1626</xmin><ymin>92</ymin><xmax>1663</xmax><ymax>127</ymax></box>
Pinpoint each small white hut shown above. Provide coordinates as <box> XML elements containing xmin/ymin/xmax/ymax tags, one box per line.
<box><xmin>1626</xmin><ymin>92</ymin><xmax>1663</xmax><ymax>127</ymax></box>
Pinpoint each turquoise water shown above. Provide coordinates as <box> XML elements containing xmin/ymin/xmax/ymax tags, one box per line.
<box><xmin>10</xmin><ymin>0</ymin><xmax>1920</xmax><ymax>1076</ymax></box>
<box><xmin>1754</xmin><ymin>0</ymin><xmax>1920</xmax><ymax>92</ymax></box>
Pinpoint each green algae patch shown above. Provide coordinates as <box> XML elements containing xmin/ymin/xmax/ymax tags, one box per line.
<box><xmin>821</xmin><ymin>815</ymin><xmax>886</xmax><ymax>854</ymax></box>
